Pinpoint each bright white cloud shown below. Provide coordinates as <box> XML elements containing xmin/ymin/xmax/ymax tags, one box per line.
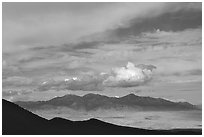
<box><xmin>104</xmin><ymin>62</ymin><xmax>156</xmax><ymax>87</ymax></box>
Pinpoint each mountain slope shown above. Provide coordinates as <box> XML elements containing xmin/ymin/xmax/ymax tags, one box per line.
<box><xmin>15</xmin><ymin>93</ymin><xmax>198</xmax><ymax>111</ymax></box>
<box><xmin>2</xmin><ymin>99</ymin><xmax>201</xmax><ymax>135</ymax></box>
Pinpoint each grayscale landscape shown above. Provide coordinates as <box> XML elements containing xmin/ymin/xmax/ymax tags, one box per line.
<box><xmin>2</xmin><ymin>2</ymin><xmax>202</xmax><ymax>135</ymax></box>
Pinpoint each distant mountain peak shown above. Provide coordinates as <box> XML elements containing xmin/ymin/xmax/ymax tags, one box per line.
<box><xmin>120</xmin><ymin>93</ymin><xmax>141</xmax><ymax>100</ymax></box>
<box><xmin>14</xmin><ymin>93</ymin><xmax>199</xmax><ymax>111</ymax></box>
<box><xmin>83</xmin><ymin>93</ymin><xmax>104</xmax><ymax>97</ymax></box>
<box><xmin>123</xmin><ymin>93</ymin><xmax>137</xmax><ymax>97</ymax></box>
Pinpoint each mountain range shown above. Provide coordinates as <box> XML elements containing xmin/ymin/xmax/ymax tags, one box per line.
<box><xmin>15</xmin><ymin>93</ymin><xmax>199</xmax><ymax>111</ymax></box>
<box><xmin>3</xmin><ymin>99</ymin><xmax>201</xmax><ymax>135</ymax></box>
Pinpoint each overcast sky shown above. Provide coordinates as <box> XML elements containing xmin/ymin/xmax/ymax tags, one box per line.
<box><xmin>2</xmin><ymin>2</ymin><xmax>202</xmax><ymax>104</ymax></box>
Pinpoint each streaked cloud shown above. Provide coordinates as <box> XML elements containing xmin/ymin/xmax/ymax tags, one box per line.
<box><xmin>3</xmin><ymin>2</ymin><xmax>201</xmax><ymax>53</ymax></box>
<box><xmin>3</xmin><ymin>76</ymin><xmax>33</xmax><ymax>88</ymax></box>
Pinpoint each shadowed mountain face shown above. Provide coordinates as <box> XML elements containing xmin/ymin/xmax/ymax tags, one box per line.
<box><xmin>15</xmin><ymin>93</ymin><xmax>198</xmax><ymax>111</ymax></box>
<box><xmin>2</xmin><ymin>99</ymin><xmax>201</xmax><ymax>135</ymax></box>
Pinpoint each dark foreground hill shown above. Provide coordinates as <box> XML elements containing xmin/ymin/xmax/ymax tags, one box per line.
<box><xmin>15</xmin><ymin>93</ymin><xmax>199</xmax><ymax>111</ymax></box>
<box><xmin>3</xmin><ymin>99</ymin><xmax>201</xmax><ymax>135</ymax></box>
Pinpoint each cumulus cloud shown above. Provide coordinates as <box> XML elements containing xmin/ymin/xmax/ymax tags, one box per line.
<box><xmin>103</xmin><ymin>62</ymin><xmax>156</xmax><ymax>87</ymax></box>
<box><xmin>37</xmin><ymin>62</ymin><xmax>156</xmax><ymax>91</ymax></box>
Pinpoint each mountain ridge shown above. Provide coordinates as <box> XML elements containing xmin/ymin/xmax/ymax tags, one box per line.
<box><xmin>14</xmin><ymin>93</ymin><xmax>199</xmax><ymax>111</ymax></box>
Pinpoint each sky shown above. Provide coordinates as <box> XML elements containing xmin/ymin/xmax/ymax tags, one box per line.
<box><xmin>2</xmin><ymin>2</ymin><xmax>202</xmax><ymax>104</ymax></box>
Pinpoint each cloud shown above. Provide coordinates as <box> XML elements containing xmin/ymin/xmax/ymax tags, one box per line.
<box><xmin>103</xmin><ymin>62</ymin><xmax>156</xmax><ymax>87</ymax></box>
<box><xmin>3</xmin><ymin>2</ymin><xmax>201</xmax><ymax>53</ymax></box>
<box><xmin>2</xmin><ymin>89</ymin><xmax>31</xmax><ymax>97</ymax></box>
<box><xmin>139</xmin><ymin>28</ymin><xmax>202</xmax><ymax>45</ymax></box>
<box><xmin>66</xmin><ymin>75</ymin><xmax>105</xmax><ymax>91</ymax></box>
<box><xmin>187</xmin><ymin>69</ymin><xmax>202</xmax><ymax>76</ymax></box>
<box><xmin>3</xmin><ymin>76</ymin><xmax>33</xmax><ymax>88</ymax></box>
<box><xmin>3</xmin><ymin>27</ymin><xmax>201</xmax><ymax>91</ymax></box>
<box><xmin>2</xmin><ymin>3</ymin><xmax>201</xmax><ymax>98</ymax></box>
<box><xmin>111</xmin><ymin>8</ymin><xmax>201</xmax><ymax>41</ymax></box>
<box><xmin>2</xmin><ymin>90</ymin><xmax>19</xmax><ymax>97</ymax></box>
<box><xmin>103</xmin><ymin>28</ymin><xmax>201</xmax><ymax>79</ymax></box>
<box><xmin>37</xmin><ymin>73</ymin><xmax>105</xmax><ymax>91</ymax></box>
<box><xmin>2</xmin><ymin>60</ymin><xmax>19</xmax><ymax>77</ymax></box>
<box><xmin>72</xmin><ymin>3</ymin><xmax>201</xmax><ymax>44</ymax></box>
<box><xmin>37</xmin><ymin>62</ymin><xmax>156</xmax><ymax>91</ymax></box>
